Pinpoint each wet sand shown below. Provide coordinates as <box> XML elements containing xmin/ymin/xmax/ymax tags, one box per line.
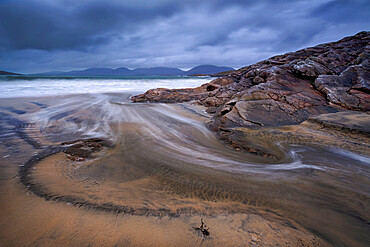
<box><xmin>0</xmin><ymin>94</ymin><xmax>369</xmax><ymax>246</ymax></box>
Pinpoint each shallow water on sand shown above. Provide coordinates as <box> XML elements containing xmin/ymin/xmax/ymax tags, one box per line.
<box><xmin>0</xmin><ymin>93</ymin><xmax>369</xmax><ymax>246</ymax></box>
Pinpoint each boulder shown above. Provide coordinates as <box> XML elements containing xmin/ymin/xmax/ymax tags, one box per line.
<box><xmin>131</xmin><ymin>77</ymin><xmax>234</xmax><ymax>103</ymax></box>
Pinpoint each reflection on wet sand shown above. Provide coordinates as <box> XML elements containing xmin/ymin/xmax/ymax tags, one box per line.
<box><xmin>0</xmin><ymin>93</ymin><xmax>369</xmax><ymax>246</ymax></box>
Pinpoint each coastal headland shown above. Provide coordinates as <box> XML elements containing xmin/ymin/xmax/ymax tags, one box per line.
<box><xmin>132</xmin><ymin>31</ymin><xmax>370</xmax><ymax>159</ymax></box>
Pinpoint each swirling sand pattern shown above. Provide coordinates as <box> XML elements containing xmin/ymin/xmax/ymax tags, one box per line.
<box><xmin>0</xmin><ymin>94</ymin><xmax>369</xmax><ymax>246</ymax></box>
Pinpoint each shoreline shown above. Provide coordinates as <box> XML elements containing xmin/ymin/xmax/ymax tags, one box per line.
<box><xmin>0</xmin><ymin>94</ymin><xmax>325</xmax><ymax>246</ymax></box>
<box><xmin>0</xmin><ymin>92</ymin><xmax>369</xmax><ymax>246</ymax></box>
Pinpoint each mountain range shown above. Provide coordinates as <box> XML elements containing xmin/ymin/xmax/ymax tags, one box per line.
<box><xmin>33</xmin><ymin>65</ymin><xmax>234</xmax><ymax>76</ymax></box>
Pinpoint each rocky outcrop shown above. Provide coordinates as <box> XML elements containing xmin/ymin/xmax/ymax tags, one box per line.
<box><xmin>131</xmin><ymin>77</ymin><xmax>234</xmax><ymax>103</ymax></box>
<box><xmin>307</xmin><ymin>111</ymin><xmax>370</xmax><ymax>135</ymax></box>
<box><xmin>314</xmin><ymin>59</ymin><xmax>370</xmax><ymax>110</ymax></box>
<box><xmin>132</xmin><ymin>31</ymin><xmax>370</xmax><ymax>155</ymax></box>
<box><xmin>206</xmin><ymin>32</ymin><xmax>369</xmax><ymax>130</ymax></box>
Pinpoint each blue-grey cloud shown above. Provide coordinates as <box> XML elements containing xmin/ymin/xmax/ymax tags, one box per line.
<box><xmin>0</xmin><ymin>0</ymin><xmax>369</xmax><ymax>73</ymax></box>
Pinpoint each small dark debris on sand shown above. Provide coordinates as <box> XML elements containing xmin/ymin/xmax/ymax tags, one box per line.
<box><xmin>193</xmin><ymin>218</ymin><xmax>210</xmax><ymax>237</ymax></box>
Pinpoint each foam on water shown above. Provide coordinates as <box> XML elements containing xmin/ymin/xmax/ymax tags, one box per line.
<box><xmin>25</xmin><ymin>94</ymin><xmax>343</xmax><ymax>174</ymax></box>
<box><xmin>0</xmin><ymin>76</ymin><xmax>211</xmax><ymax>98</ymax></box>
<box><xmin>330</xmin><ymin>148</ymin><xmax>370</xmax><ymax>165</ymax></box>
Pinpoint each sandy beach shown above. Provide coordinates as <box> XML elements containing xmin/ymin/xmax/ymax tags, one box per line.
<box><xmin>0</xmin><ymin>93</ymin><xmax>368</xmax><ymax>246</ymax></box>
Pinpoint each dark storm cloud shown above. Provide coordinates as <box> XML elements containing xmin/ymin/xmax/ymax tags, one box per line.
<box><xmin>0</xmin><ymin>0</ymin><xmax>369</xmax><ymax>73</ymax></box>
<box><xmin>0</xmin><ymin>0</ymin><xmax>181</xmax><ymax>50</ymax></box>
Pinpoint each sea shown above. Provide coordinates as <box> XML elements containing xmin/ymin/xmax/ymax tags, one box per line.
<box><xmin>0</xmin><ymin>75</ymin><xmax>212</xmax><ymax>98</ymax></box>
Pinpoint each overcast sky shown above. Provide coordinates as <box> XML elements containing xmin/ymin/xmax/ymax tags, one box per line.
<box><xmin>0</xmin><ymin>0</ymin><xmax>369</xmax><ymax>73</ymax></box>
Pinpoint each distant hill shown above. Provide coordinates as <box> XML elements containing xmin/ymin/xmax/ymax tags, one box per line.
<box><xmin>184</xmin><ymin>65</ymin><xmax>235</xmax><ymax>76</ymax></box>
<box><xmin>114</xmin><ymin>67</ymin><xmax>132</xmax><ymax>75</ymax></box>
<box><xmin>131</xmin><ymin>67</ymin><xmax>185</xmax><ymax>76</ymax></box>
<box><xmin>0</xmin><ymin>70</ymin><xmax>21</xmax><ymax>75</ymax></box>
<box><xmin>32</xmin><ymin>65</ymin><xmax>234</xmax><ymax>76</ymax></box>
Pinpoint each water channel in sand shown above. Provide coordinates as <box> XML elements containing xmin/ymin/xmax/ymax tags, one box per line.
<box><xmin>0</xmin><ymin>93</ymin><xmax>369</xmax><ymax>246</ymax></box>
